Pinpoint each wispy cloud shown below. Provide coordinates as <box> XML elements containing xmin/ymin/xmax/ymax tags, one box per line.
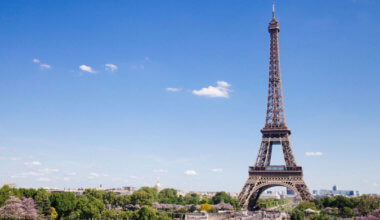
<box><xmin>192</xmin><ymin>81</ymin><xmax>231</xmax><ymax>98</ymax></box>
<box><xmin>33</xmin><ymin>58</ymin><xmax>51</xmax><ymax>70</ymax></box>
<box><xmin>166</xmin><ymin>88</ymin><xmax>181</xmax><ymax>92</ymax></box>
<box><xmin>184</xmin><ymin>170</ymin><xmax>197</xmax><ymax>176</ymax></box>
<box><xmin>10</xmin><ymin>157</ymin><xmax>22</xmax><ymax>161</ymax></box>
<box><xmin>67</xmin><ymin>172</ymin><xmax>77</xmax><ymax>176</ymax></box>
<box><xmin>11</xmin><ymin>171</ymin><xmax>45</xmax><ymax>178</ymax></box>
<box><xmin>38</xmin><ymin>168</ymin><xmax>59</xmax><ymax>174</ymax></box>
<box><xmin>105</xmin><ymin>64</ymin><xmax>118</xmax><ymax>72</ymax></box>
<box><xmin>79</xmin><ymin>65</ymin><xmax>96</xmax><ymax>74</ymax></box>
<box><xmin>63</xmin><ymin>177</ymin><xmax>71</xmax><ymax>181</ymax></box>
<box><xmin>211</xmin><ymin>168</ymin><xmax>223</xmax><ymax>172</ymax></box>
<box><xmin>37</xmin><ymin>177</ymin><xmax>51</xmax><ymax>182</ymax></box>
<box><xmin>305</xmin><ymin>152</ymin><xmax>323</xmax><ymax>156</ymax></box>
<box><xmin>24</xmin><ymin>161</ymin><xmax>41</xmax><ymax>166</ymax></box>
<box><xmin>40</xmin><ymin>64</ymin><xmax>51</xmax><ymax>70</ymax></box>
<box><xmin>130</xmin><ymin>175</ymin><xmax>138</xmax><ymax>179</ymax></box>
<box><xmin>88</xmin><ymin>172</ymin><xmax>107</xmax><ymax>179</ymax></box>
<box><xmin>153</xmin><ymin>169</ymin><xmax>168</xmax><ymax>173</ymax></box>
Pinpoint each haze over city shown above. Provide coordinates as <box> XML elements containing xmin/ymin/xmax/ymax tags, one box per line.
<box><xmin>0</xmin><ymin>0</ymin><xmax>379</xmax><ymax>196</ymax></box>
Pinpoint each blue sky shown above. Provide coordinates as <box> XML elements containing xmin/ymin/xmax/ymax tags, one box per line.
<box><xmin>0</xmin><ymin>0</ymin><xmax>379</xmax><ymax>194</ymax></box>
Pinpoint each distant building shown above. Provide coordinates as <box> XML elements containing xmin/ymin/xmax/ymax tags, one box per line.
<box><xmin>316</xmin><ymin>186</ymin><xmax>358</xmax><ymax>197</ymax></box>
<box><xmin>154</xmin><ymin>179</ymin><xmax>162</xmax><ymax>192</ymax></box>
<box><xmin>286</xmin><ymin>187</ymin><xmax>295</xmax><ymax>195</ymax></box>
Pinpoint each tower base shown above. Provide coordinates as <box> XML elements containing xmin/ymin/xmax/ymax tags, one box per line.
<box><xmin>238</xmin><ymin>166</ymin><xmax>313</xmax><ymax>210</ymax></box>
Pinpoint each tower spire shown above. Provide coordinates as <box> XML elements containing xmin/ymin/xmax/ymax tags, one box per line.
<box><xmin>272</xmin><ymin>0</ymin><xmax>275</xmax><ymax>19</ymax></box>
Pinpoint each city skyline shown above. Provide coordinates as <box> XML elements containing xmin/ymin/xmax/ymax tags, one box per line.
<box><xmin>0</xmin><ymin>0</ymin><xmax>379</xmax><ymax>194</ymax></box>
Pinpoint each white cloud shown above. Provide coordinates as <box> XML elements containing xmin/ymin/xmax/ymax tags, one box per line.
<box><xmin>40</xmin><ymin>64</ymin><xmax>51</xmax><ymax>69</ymax></box>
<box><xmin>373</xmin><ymin>183</ymin><xmax>379</xmax><ymax>187</ymax></box>
<box><xmin>10</xmin><ymin>157</ymin><xmax>22</xmax><ymax>161</ymax></box>
<box><xmin>67</xmin><ymin>172</ymin><xmax>77</xmax><ymax>176</ymax></box>
<box><xmin>37</xmin><ymin>177</ymin><xmax>51</xmax><ymax>182</ymax></box>
<box><xmin>63</xmin><ymin>177</ymin><xmax>71</xmax><ymax>181</ymax></box>
<box><xmin>130</xmin><ymin>175</ymin><xmax>138</xmax><ymax>179</ymax></box>
<box><xmin>305</xmin><ymin>152</ymin><xmax>323</xmax><ymax>156</ymax></box>
<box><xmin>166</xmin><ymin>88</ymin><xmax>181</xmax><ymax>92</ymax></box>
<box><xmin>153</xmin><ymin>169</ymin><xmax>168</xmax><ymax>173</ymax></box>
<box><xmin>88</xmin><ymin>172</ymin><xmax>107</xmax><ymax>179</ymax></box>
<box><xmin>79</xmin><ymin>65</ymin><xmax>96</xmax><ymax>73</ymax></box>
<box><xmin>192</xmin><ymin>81</ymin><xmax>231</xmax><ymax>98</ymax></box>
<box><xmin>24</xmin><ymin>161</ymin><xmax>41</xmax><ymax>166</ymax></box>
<box><xmin>88</xmin><ymin>172</ymin><xmax>100</xmax><ymax>178</ymax></box>
<box><xmin>11</xmin><ymin>171</ymin><xmax>45</xmax><ymax>178</ymax></box>
<box><xmin>38</xmin><ymin>168</ymin><xmax>59</xmax><ymax>174</ymax></box>
<box><xmin>211</xmin><ymin>168</ymin><xmax>223</xmax><ymax>172</ymax></box>
<box><xmin>33</xmin><ymin>58</ymin><xmax>40</xmax><ymax>63</ymax></box>
<box><xmin>105</xmin><ymin>64</ymin><xmax>118</xmax><ymax>72</ymax></box>
<box><xmin>184</xmin><ymin>170</ymin><xmax>197</xmax><ymax>176</ymax></box>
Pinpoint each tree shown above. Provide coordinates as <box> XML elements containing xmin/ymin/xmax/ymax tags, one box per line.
<box><xmin>183</xmin><ymin>193</ymin><xmax>200</xmax><ymax>205</ymax></box>
<box><xmin>211</xmin><ymin>192</ymin><xmax>232</xmax><ymax>204</ymax></box>
<box><xmin>22</xmin><ymin>197</ymin><xmax>38</xmax><ymax>220</ymax></box>
<box><xmin>101</xmin><ymin>209</ymin><xmax>117</xmax><ymax>219</ymax></box>
<box><xmin>341</xmin><ymin>206</ymin><xmax>354</xmax><ymax>218</ymax></box>
<box><xmin>290</xmin><ymin>209</ymin><xmax>304</xmax><ymax>220</ymax></box>
<box><xmin>294</xmin><ymin>201</ymin><xmax>318</xmax><ymax>211</ymax></box>
<box><xmin>200</xmin><ymin>197</ymin><xmax>209</xmax><ymax>204</ymax></box>
<box><xmin>0</xmin><ymin>185</ymin><xmax>21</xmax><ymax>206</ymax></box>
<box><xmin>0</xmin><ymin>196</ymin><xmax>25</xmax><ymax>219</ymax></box>
<box><xmin>18</xmin><ymin>188</ymin><xmax>37</xmax><ymax>199</ymax></box>
<box><xmin>49</xmin><ymin>192</ymin><xmax>77</xmax><ymax>218</ymax></box>
<box><xmin>200</xmin><ymin>203</ymin><xmax>211</xmax><ymax>212</ymax></box>
<box><xmin>134</xmin><ymin>205</ymin><xmax>157</xmax><ymax>220</ymax></box>
<box><xmin>158</xmin><ymin>188</ymin><xmax>178</xmax><ymax>204</ymax></box>
<box><xmin>131</xmin><ymin>190</ymin><xmax>154</xmax><ymax>206</ymax></box>
<box><xmin>34</xmin><ymin>189</ymin><xmax>51</xmax><ymax>216</ymax></box>
<box><xmin>139</xmin><ymin>187</ymin><xmax>158</xmax><ymax>201</ymax></box>
<box><xmin>357</xmin><ymin>195</ymin><xmax>380</xmax><ymax>216</ymax></box>
<box><xmin>76</xmin><ymin>195</ymin><xmax>105</xmax><ymax>219</ymax></box>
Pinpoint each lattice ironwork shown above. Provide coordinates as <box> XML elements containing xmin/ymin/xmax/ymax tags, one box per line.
<box><xmin>238</xmin><ymin>2</ymin><xmax>312</xmax><ymax>210</ymax></box>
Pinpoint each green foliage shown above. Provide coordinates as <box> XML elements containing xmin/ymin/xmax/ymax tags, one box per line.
<box><xmin>310</xmin><ymin>213</ymin><xmax>330</xmax><ymax>220</ymax></box>
<box><xmin>341</xmin><ymin>206</ymin><xmax>354</xmax><ymax>218</ymax></box>
<box><xmin>211</xmin><ymin>191</ymin><xmax>231</xmax><ymax>204</ymax></box>
<box><xmin>134</xmin><ymin>205</ymin><xmax>157</xmax><ymax>220</ymax></box>
<box><xmin>211</xmin><ymin>191</ymin><xmax>239</xmax><ymax>208</ymax></box>
<box><xmin>139</xmin><ymin>187</ymin><xmax>158</xmax><ymax>201</ymax></box>
<box><xmin>290</xmin><ymin>209</ymin><xmax>305</xmax><ymax>220</ymax></box>
<box><xmin>200</xmin><ymin>197</ymin><xmax>209</xmax><ymax>204</ymax></box>
<box><xmin>357</xmin><ymin>194</ymin><xmax>380</xmax><ymax>216</ymax></box>
<box><xmin>76</xmin><ymin>195</ymin><xmax>105</xmax><ymax>219</ymax></box>
<box><xmin>157</xmin><ymin>211</ymin><xmax>171</xmax><ymax>220</ymax></box>
<box><xmin>256</xmin><ymin>198</ymin><xmax>289</xmax><ymax>209</ymax></box>
<box><xmin>34</xmin><ymin>189</ymin><xmax>51</xmax><ymax>216</ymax></box>
<box><xmin>101</xmin><ymin>209</ymin><xmax>117</xmax><ymax>219</ymax></box>
<box><xmin>158</xmin><ymin>188</ymin><xmax>178</xmax><ymax>204</ymax></box>
<box><xmin>131</xmin><ymin>190</ymin><xmax>154</xmax><ymax>206</ymax></box>
<box><xmin>183</xmin><ymin>193</ymin><xmax>200</xmax><ymax>205</ymax></box>
<box><xmin>18</xmin><ymin>188</ymin><xmax>37</xmax><ymax>199</ymax></box>
<box><xmin>0</xmin><ymin>185</ymin><xmax>21</xmax><ymax>206</ymax></box>
<box><xmin>49</xmin><ymin>192</ymin><xmax>77</xmax><ymax>218</ymax></box>
<box><xmin>294</xmin><ymin>201</ymin><xmax>318</xmax><ymax>211</ymax></box>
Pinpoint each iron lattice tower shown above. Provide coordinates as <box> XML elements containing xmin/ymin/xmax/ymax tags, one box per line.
<box><xmin>238</xmin><ymin>2</ymin><xmax>313</xmax><ymax>210</ymax></box>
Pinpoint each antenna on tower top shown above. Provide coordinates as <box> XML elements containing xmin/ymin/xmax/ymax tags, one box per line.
<box><xmin>272</xmin><ymin>0</ymin><xmax>275</xmax><ymax>19</ymax></box>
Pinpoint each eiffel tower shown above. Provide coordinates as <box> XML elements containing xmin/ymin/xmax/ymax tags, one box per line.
<box><xmin>238</xmin><ymin>2</ymin><xmax>313</xmax><ymax>210</ymax></box>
